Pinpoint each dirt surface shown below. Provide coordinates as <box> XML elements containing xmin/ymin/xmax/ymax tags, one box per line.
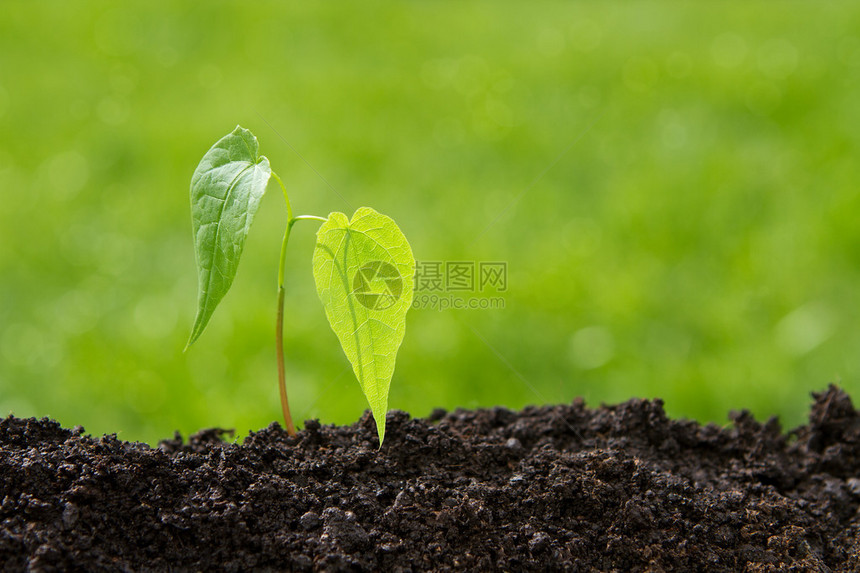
<box><xmin>1</xmin><ymin>386</ymin><xmax>859</xmax><ymax>571</ymax></box>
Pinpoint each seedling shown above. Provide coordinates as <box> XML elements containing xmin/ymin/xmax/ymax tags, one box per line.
<box><xmin>184</xmin><ymin>126</ymin><xmax>414</xmax><ymax>444</ymax></box>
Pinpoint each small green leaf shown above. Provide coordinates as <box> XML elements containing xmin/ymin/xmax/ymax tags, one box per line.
<box><xmin>186</xmin><ymin>126</ymin><xmax>272</xmax><ymax>348</ymax></box>
<box><xmin>312</xmin><ymin>207</ymin><xmax>415</xmax><ymax>445</ymax></box>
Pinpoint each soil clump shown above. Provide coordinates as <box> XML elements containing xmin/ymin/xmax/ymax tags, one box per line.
<box><xmin>1</xmin><ymin>385</ymin><xmax>859</xmax><ymax>571</ymax></box>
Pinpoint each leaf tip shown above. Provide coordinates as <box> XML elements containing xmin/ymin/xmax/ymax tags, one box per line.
<box><xmin>376</xmin><ymin>415</ymin><xmax>386</xmax><ymax>449</ymax></box>
<box><xmin>183</xmin><ymin>330</ymin><xmax>199</xmax><ymax>353</ymax></box>
<box><xmin>185</xmin><ymin>311</ymin><xmax>207</xmax><ymax>351</ymax></box>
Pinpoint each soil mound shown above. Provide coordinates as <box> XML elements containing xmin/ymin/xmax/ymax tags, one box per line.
<box><xmin>2</xmin><ymin>385</ymin><xmax>859</xmax><ymax>571</ymax></box>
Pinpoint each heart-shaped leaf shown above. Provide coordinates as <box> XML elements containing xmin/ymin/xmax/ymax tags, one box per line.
<box><xmin>312</xmin><ymin>207</ymin><xmax>415</xmax><ymax>444</ymax></box>
<box><xmin>187</xmin><ymin>126</ymin><xmax>271</xmax><ymax>348</ymax></box>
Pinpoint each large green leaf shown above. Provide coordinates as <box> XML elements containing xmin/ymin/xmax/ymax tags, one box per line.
<box><xmin>312</xmin><ymin>207</ymin><xmax>415</xmax><ymax>444</ymax></box>
<box><xmin>186</xmin><ymin>126</ymin><xmax>271</xmax><ymax>348</ymax></box>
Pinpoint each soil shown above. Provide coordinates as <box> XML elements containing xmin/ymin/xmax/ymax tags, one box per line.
<box><xmin>1</xmin><ymin>386</ymin><xmax>859</xmax><ymax>572</ymax></box>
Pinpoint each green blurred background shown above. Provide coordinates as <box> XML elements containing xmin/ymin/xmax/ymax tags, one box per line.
<box><xmin>1</xmin><ymin>3</ymin><xmax>859</xmax><ymax>445</ymax></box>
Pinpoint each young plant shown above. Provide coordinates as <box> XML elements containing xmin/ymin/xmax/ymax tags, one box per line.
<box><xmin>184</xmin><ymin>126</ymin><xmax>414</xmax><ymax>444</ymax></box>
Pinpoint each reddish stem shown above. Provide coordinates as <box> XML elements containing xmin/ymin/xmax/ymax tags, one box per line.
<box><xmin>276</xmin><ymin>285</ymin><xmax>296</xmax><ymax>436</ymax></box>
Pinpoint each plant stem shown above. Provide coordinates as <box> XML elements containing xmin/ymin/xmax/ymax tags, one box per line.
<box><xmin>272</xmin><ymin>172</ymin><xmax>294</xmax><ymax>222</ymax></box>
<box><xmin>273</xmin><ymin>171</ymin><xmax>297</xmax><ymax>435</ymax></box>
<box><xmin>271</xmin><ymin>171</ymin><xmax>325</xmax><ymax>436</ymax></box>
<box><xmin>275</xmin><ymin>282</ymin><xmax>295</xmax><ymax>435</ymax></box>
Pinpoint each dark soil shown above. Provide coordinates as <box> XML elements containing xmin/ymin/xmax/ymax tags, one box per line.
<box><xmin>2</xmin><ymin>386</ymin><xmax>859</xmax><ymax>571</ymax></box>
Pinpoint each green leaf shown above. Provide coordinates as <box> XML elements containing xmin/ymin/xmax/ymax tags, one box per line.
<box><xmin>186</xmin><ymin>126</ymin><xmax>272</xmax><ymax>349</ymax></box>
<box><xmin>312</xmin><ymin>207</ymin><xmax>415</xmax><ymax>445</ymax></box>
